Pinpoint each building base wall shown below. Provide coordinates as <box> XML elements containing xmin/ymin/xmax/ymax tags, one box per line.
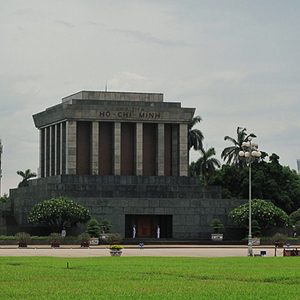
<box><xmin>8</xmin><ymin>175</ymin><xmax>246</xmax><ymax>239</ymax></box>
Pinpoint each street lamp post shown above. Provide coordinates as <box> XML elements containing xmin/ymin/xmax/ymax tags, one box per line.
<box><xmin>238</xmin><ymin>137</ymin><xmax>261</xmax><ymax>256</ymax></box>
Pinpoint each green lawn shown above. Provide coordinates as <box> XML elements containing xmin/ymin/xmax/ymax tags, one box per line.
<box><xmin>0</xmin><ymin>257</ymin><xmax>299</xmax><ymax>299</ymax></box>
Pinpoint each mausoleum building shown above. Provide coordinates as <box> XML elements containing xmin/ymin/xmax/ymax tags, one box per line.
<box><xmin>33</xmin><ymin>91</ymin><xmax>194</xmax><ymax>178</ymax></box>
<box><xmin>5</xmin><ymin>91</ymin><xmax>245</xmax><ymax>239</ymax></box>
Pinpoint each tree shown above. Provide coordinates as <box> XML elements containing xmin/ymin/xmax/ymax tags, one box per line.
<box><xmin>290</xmin><ymin>208</ymin><xmax>300</xmax><ymax>225</ymax></box>
<box><xmin>251</xmin><ymin>220</ymin><xmax>262</xmax><ymax>237</ymax></box>
<box><xmin>211</xmin><ymin>218</ymin><xmax>224</xmax><ymax>233</ymax></box>
<box><xmin>99</xmin><ymin>220</ymin><xmax>112</xmax><ymax>234</ymax></box>
<box><xmin>210</xmin><ymin>153</ymin><xmax>300</xmax><ymax>213</ymax></box>
<box><xmin>190</xmin><ymin>147</ymin><xmax>221</xmax><ymax>185</ymax></box>
<box><xmin>221</xmin><ymin>127</ymin><xmax>256</xmax><ymax>166</ymax></box>
<box><xmin>17</xmin><ymin>169</ymin><xmax>37</xmax><ymax>187</ymax></box>
<box><xmin>28</xmin><ymin>197</ymin><xmax>91</xmax><ymax>232</ymax></box>
<box><xmin>229</xmin><ymin>199</ymin><xmax>289</xmax><ymax>231</ymax></box>
<box><xmin>87</xmin><ymin>218</ymin><xmax>101</xmax><ymax>237</ymax></box>
<box><xmin>188</xmin><ymin>115</ymin><xmax>204</xmax><ymax>150</ymax></box>
<box><xmin>0</xmin><ymin>193</ymin><xmax>9</xmax><ymax>203</ymax></box>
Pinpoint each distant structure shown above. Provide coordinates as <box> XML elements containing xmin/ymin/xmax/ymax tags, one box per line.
<box><xmin>0</xmin><ymin>139</ymin><xmax>2</xmax><ymax>196</ymax></box>
<box><xmin>297</xmin><ymin>159</ymin><xmax>300</xmax><ymax>174</ymax></box>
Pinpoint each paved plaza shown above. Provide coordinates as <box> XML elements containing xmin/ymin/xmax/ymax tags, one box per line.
<box><xmin>0</xmin><ymin>245</ymin><xmax>280</xmax><ymax>257</ymax></box>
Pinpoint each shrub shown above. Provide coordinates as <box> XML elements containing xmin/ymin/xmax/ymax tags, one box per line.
<box><xmin>229</xmin><ymin>199</ymin><xmax>289</xmax><ymax>230</ymax></box>
<box><xmin>15</xmin><ymin>232</ymin><xmax>31</xmax><ymax>244</ymax></box>
<box><xmin>49</xmin><ymin>233</ymin><xmax>62</xmax><ymax>243</ymax></box>
<box><xmin>99</xmin><ymin>220</ymin><xmax>112</xmax><ymax>234</ymax></box>
<box><xmin>109</xmin><ymin>244</ymin><xmax>123</xmax><ymax>251</ymax></box>
<box><xmin>211</xmin><ymin>218</ymin><xmax>224</xmax><ymax>234</ymax></box>
<box><xmin>28</xmin><ymin>197</ymin><xmax>91</xmax><ymax>232</ymax></box>
<box><xmin>87</xmin><ymin>218</ymin><xmax>100</xmax><ymax>237</ymax></box>
<box><xmin>79</xmin><ymin>233</ymin><xmax>91</xmax><ymax>243</ymax></box>
<box><xmin>106</xmin><ymin>233</ymin><xmax>122</xmax><ymax>245</ymax></box>
<box><xmin>0</xmin><ymin>235</ymin><xmax>16</xmax><ymax>240</ymax></box>
<box><xmin>271</xmin><ymin>233</ymin><xmax>288</xmax><ymax>244</ymax></box>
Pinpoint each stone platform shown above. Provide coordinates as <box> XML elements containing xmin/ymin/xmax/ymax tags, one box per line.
<box><xmin>5</xmin><ymin>175</ymin><xmax>246</xmax><ymax>239</ymax></box>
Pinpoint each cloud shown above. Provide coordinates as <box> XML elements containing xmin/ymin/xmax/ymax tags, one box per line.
<box><xmin>55</xmin><ymin>20</ymin><xmax>75</xmax><ymax>28</ymax></box>
<box><xmin>1</xmin><ymin>0</ymin><xmax>300</xmax><ymax>193</ymax></box>
<box><xmin>110</xmin><ymin>28</ymin><xmax>190</xmax><ymax>47</ymax></box>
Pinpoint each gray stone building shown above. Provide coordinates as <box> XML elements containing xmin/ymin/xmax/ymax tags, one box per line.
<box><xmin>5</xmin><ymin>91</ymin><xmax>245</xmax><ymax>239</ymax></box>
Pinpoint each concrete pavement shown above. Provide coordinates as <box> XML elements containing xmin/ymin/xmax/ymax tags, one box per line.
<box><xmin>0</xmin><ymin>245</ymin><xmax>280</xmax><ymax>257</ymax></box>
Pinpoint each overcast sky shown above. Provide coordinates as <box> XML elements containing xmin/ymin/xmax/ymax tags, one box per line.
<box><xmin>1</xmin><ymin>0</ymin><xmax>299</xmax><ymax>194</ymax></box>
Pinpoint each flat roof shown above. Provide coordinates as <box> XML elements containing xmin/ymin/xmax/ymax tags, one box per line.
<box><xmin>62</xmin><ymin>91</ymin><xmax>164</xmax><ymax>103</ymax></box>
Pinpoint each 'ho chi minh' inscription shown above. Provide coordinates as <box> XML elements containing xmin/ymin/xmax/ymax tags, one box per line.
<box><xmin>99</xmin><ymin>110</ymin><xmax>161</xmax><ymax>120</ymax></box>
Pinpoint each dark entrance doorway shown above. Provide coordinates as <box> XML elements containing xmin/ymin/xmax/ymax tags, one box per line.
<box><xmin>125</xmin><ymin>215</ymin><xmax>172</xmax><ymax>238</ymax></box>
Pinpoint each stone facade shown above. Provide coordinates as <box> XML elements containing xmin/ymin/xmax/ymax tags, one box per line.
<box><xmin>8</xmin><ymin>175</ymin><xmax>246</xmax><ymax>239</ymax></box>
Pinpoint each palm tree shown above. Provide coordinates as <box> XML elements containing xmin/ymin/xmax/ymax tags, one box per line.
<box><xmin>221</xmin><ymin>127</ymin><xmax>256</xmax><ymax>166</ymax></box>
<box><xmin>17</xmin><ymin>169</ymin><xmax>37</xmax><ymax>187</ymax></box>
<box><xmin>188</xmin><ymin>115</ymin><xmax>204</xmax><ymax>150</ymax></box>
<box><xmin>191</xmin><ymin>147</ymin><xmax>221</xmax><ymax>185</ymax></box>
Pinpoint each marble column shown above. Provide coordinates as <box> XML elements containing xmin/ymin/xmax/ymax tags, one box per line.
<box><xmin>54</xmin><ymin>124</ymin><xmax>58</xmax><ymax>175</ymax></box>
<box><xmin>45</xmin><ymin>127</ymin><xmax>50</xmax><ymax>177</ymax></box>
<box><xmin>66</xmin><ymin>121</ymin><xmax>77</xmax><ymax>175</ymax></box>
<box><xmin>135</xmin><ymin>122</ymin><xmax>143</xmax><ymax>175</ymax></box>
<box><xmin>39</xmin><ymin>129</ymin><xmax>44</xmax><ymax>178</ymax></box>
<box><xmin>60</xmin><ymin>122</ymin><xmax>64</xmax><ymax>175</ymax></box>
<box><xmin>49</xmin><ymin>125</ymin><xmax>53</xmax><ymax>176</ymax></box>
<box><xmin>172</xmin><ymin>124</ymin><xmax>179</xmax><ymax>176</ymax></box>
<box><xmin>91</xmin><ymin>122</ymin><xmax>99</xmax><ymax>175</ymax></box>
<box><xmin>157</xmin><ymin>123</ymin><xmax>164</xmax><ymax>176</ymax></box>
<box><xmin>113</xmin><ymin>122</ymin><xmax>121</xmax><ymax>175</ymax></box>
<box><xmin>179</xmin><ymin>123</ymin><xmax>188</xmax><ymax>176</ymax></box>
<box><xmin>55</xmin><ymin>123</ymin><xmax>61</xmax><ymax>175</ymax></box>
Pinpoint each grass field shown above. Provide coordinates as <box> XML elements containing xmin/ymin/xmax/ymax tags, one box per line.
<box><xmin>0</xmin><ymin>257</ymin><xmax>299</xmax><ymax>299</ymax></box>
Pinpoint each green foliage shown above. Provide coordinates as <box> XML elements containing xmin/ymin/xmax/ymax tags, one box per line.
<box><xmin>210</xmin><ymin>154</ymin><xmax>300</xmax><ymax>213</ymax></box>
<box><xmin>78</xmin><ymin>233</ymin><xmax>91</xmax><ymax>243</ymax></box>
<box><xmin>290</xmin><ymin>208</ymin><xmax>300</xmax><ymax>225</ymax></box>
<box><xmin>0</xmin><ymin>235</ymin><xmax>16</xmax><ymax>240</ymax></box>
<box><xmin>251</xmin><ymin>220</ymin><xmax>261</xmax><ymax>237</ymax></box>
<box><xmin>0</xmin><ymin>193</ymin><xmax>9</xmax><ymax>203</ymax></box>
<box><xmin>106</xmin><ymin>233</ymin><xmax>122</xmax><ymax>244</ymax></box>
<box><xmin>188</xmin><ymin>115</ymin><xmax>204</xmax><ymax>150</ymax></box>
<box><xmin>271</xmin><ymin>233</ymin><xmax>288</xmax><ymax>243</ymax></box>
<box><xmin>99</xmin><ymin>220</ymin><xmax>112</xmax><ymax>234</ymax></box>
<box><xmin>109</xmin><ymin>244</ymin><xmax>123</xmax><ymax>251</ymax></box>
<box><xmin>87</xmin><ymin>218</ymin><xmax>100</xmax><ymax>237</ymax></box>
<box><xmin>190</xmin><ymin>147</ymin><xmax>221</xmax><ymax>185</ymax></box>
<box><xmin>229</xmin><ymin>199</ymin><xmax>289</xmax><ymax>230</ymax></box>
<box><xmin>221</xmin><ymin>127</ymin><xmax>256</xmax><ymax>166</ymax></box>
<box><xmin>15</xmin><ymin>232</ymin><xmax>31</xmax><ymax>244</ymax></box>
<box><xmin>28</xmin><ymin>197</ymin><xmax>91</xmax><ymax>232</ymax></box>
<box><xmin>49</xmin><ymin>233</ymin><xmax>62</xmax><ymax>243</ymax></box>
<box><xmin>295</xmin><ymin>221</ymin><xmax>300</xmax><ymax>236</ymax></box>
<box><xmin>17</xmin><ymin>169</ymin><xmax>37</xmax><ymax>187</ymax></box>
<box><xmin>211</xmin><ymin>218</ymin><xmax>224</xmax><ymax>233</ymax></box>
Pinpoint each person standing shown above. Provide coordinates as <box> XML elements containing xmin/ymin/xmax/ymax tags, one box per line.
<box><xmin>157</xmin><ymin>226</ymin><xmax>160</xmax><ymax>239</ymax></box>
<box><xmin>61</xmin><ymin>228</ymin><xmax>66</xmax><ymax>238</ymax></box>
<box><xmin>133</xmin><ymin>225</ymin><xmax>136</xmax><ymax>238</ymax></box>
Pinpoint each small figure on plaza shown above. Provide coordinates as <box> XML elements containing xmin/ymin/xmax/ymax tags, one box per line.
<box><xmin>157</xmin><ymin>226</ymin><xmax>160</xmax><ymax>239</ymax></box>
<box><xmin>61</xmin><ymin>228</ymin><xmax>66</xmax><ymax>238</ymax></box>
<box><xmin>133</xmin><ymin>225</ymin><xmax>136</xmax><ymax>239</ymax></box>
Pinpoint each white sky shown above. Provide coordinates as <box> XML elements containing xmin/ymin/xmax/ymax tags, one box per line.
<box><xmin>1</xmin><ymin>0</ymin><xmax>299</xmax><ymax>194</ymax></box>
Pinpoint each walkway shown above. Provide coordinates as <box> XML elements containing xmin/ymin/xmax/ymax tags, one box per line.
<box><xmin>0</xmin><ymin>245</ymin><xmax>280</xmax><ymax>257</ymax></box>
